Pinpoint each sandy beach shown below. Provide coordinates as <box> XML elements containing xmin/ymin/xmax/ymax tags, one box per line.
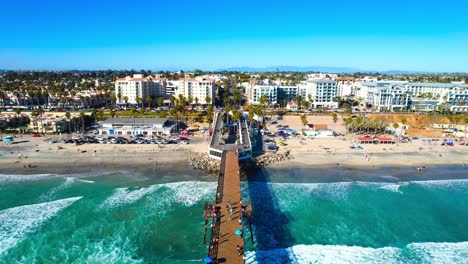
<box><xmin>275</xmin><ymin>136</ymin><xmax>468</xmax><ymax>169</ymax></box>
<box><xmin>1</xmin><ymin>134</ymin><xmax>467</xmax><ymax>176</ymax></box>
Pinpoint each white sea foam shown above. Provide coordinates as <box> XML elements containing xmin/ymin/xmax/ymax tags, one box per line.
<box><xmin>246</xmin><ymin>242</ymin><xmax>468</xmax><ymax>264</ymax></box>
<box><xmin>410</xmin><ymin>178</ymin><xmax>468</xmax><ymax>189</ymax></box>
<box><xmin>160</xmin><ymin>181</ymin><xmax>216</xmax><ymax>207</ymax></box>
<box><xmin>101</xmin><ymin>185</ymin><xmax>162</xmax><ymax>208</ymax></box>
<box><xmin>0</xmin><ymin>173</ymin><xmax>57</xmax><ymax>183</ymax></box>
<box><xmin>75</xmin><ymin>236</ymin><xmax>143</xmax><ymax>264</ymax></box>
<box><xmin>0</xmin><ymin>171</ymin><xmax>123</xmax><ymax>184</ymax></box>
<box><xmin>77</xmin><ymin>179</ymin><xmax>95</xmax><ymax>183</ymax></box>
<box><xmin>102</xmin><ymin>181</ymin><xmax>215</xmax><ymax>209</ymax></box>
<box><xmin>379</xmin><ymin>184</ymin><xmax>404</xmax><ymax>193</ymax></box>
<box><xmin>40</xmin><ymin>177</ymin><xmax>77</xmax><ymax>201</ymax></box>
<box><xmin>0</xmin><ymin>197</ymin><xmax>82</xmax><ymax>256</ymax></box>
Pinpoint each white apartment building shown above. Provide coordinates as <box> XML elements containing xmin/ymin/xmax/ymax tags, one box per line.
<box><xmin>367</xmin><ymin>85</ymin><xmax>410</xmax><ymax>112</ymax></box>
<box><xmin>248</xmin><ymin>85</ymin><xmax>279</xmax><ymax>105</ymax></box>
<box><xmin>336</xmin><ymin>77</ymin><xmax>361</xmax><ymax>97</ymax></box>
<box><xmin>363</xmin><ymin>82</ymin><xmax>468</xmax><ymax>112</ymax></box>
<box><xmin>115</xmin><ymin>74</ymin><xmax>166</xmax><ymax>105</ymax></box>
<box><xmin>248</xmin><ymin>79</ymin><xmax>339</xmax><ymax>109</ymax></box>
<box><xmin>166</xmin><ymin>80</ymin><xmax>185</xmax><ymax>96</ymax></box>
<box><xmin>299</xmin><ymin>79</ymin><xmax>339</xmax><ymax>108</ymax></box>
<box><xmin>171</xmin><ymin>77</ymin><xmax>215</xmax><ymax>105</ymax></box>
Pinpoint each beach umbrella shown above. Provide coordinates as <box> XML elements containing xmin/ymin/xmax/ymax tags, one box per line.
<box><xmin>234</xmin><ymin>229</ymin><xmax>243</xmax><ymax>236</ymax></box>
<box><xmin>204</xmin><ymin>256</ymin><xmax>213</xmax><ymax>263</ymax></box>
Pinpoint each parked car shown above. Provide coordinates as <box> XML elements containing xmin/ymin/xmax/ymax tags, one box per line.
<box><xmin>32</xmin><ymin>133</ymin><xmax>41</xmax><ymax>137</ymax></box>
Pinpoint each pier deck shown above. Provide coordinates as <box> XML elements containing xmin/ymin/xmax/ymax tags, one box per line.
<box><xmin>206</xmin><ymin>151</ymin><xmax>244</xmax><ymax>263</ymax></box>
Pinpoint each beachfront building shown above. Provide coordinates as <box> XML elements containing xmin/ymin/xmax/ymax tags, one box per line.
<box><xmin>166</xmin><ymin>80</ymin><xmax>185</xmax><ymax>96</ymax></box>
<box><xmin>336</xmin><ymin>77</ymin><xmax>361</xmax><ymax>97</ymax></box>
<box><xmin>115</xmin><ymin>74</ymin><xmax>166</xmax><ymax>105</ymax></box>
<box><xmin>366</xmin><ymin>84</ymin><xmax>410</xmax><ymax>112</ymax></box>
<box><xmin>361</xmin><ymin>81</ymin><xmax>468</xmax><ymax>112</ymax></box>
<box><xmin>298</xmin><ymin>79</ymin><xmax>339</xmax><ymax>109</ymax></box>
<box><xmin>446</xmin><ymin>86</ymin><xmax>468</xmax><ymax>112</ymax></box>
<box><xmin>171</xmin><ymin>77</ymin><xmax>215</xmax><ymax>105</ymax></box>
<box><xmin>27</xmin><ymin>112</ymin><xmax>86</xmax><ymax>134</ymax></box>
<box><xmin>248</xmin><ymin>84</ymin><xmax>279</xmax><ymax>105</ymax></box>
<box><xmin>99</xmin><ymin>117</ymin><xmax>177</xmax><ymax>136</ymax></box>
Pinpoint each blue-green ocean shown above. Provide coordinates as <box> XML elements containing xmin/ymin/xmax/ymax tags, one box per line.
<box><xmin>0</xmin><ymin>166</ymin><xmax>467</xmax><ymax>263</ymax></box>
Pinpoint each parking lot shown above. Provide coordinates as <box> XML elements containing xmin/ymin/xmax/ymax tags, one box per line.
<box><xmin>47</xmin><ymin>134</ymin><xmax>193</xmax><ymax>146</ymax></box>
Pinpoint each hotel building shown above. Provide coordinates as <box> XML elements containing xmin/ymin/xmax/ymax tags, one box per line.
<box><xmin>115</xmin><ymin>74</ymin><xmax>166</xmax><ymax>105</ymax></box>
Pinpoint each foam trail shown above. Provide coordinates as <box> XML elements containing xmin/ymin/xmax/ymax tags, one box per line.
<box><xmin>103</xmin><ymin>181</ymin><xmax>216</xmax><ymax>209</ymax></box>
<box><xmin>40</xmin><ymin>177</ymin><xmax>77</xmax><ymax>201</ymax></box>
<box><xmin>246</xmin><ymin>242</ymin><xmax>468</xmax><ymax>264</ymax></box>
<box><xmin>101</xmin><ymin>185</ymin><xmax>162</xmax><ymax>208</ymax></box>
<box><xmin>0</xmin><ymin>197</ymin><xmax>82</xmax><ymax>256</ymax></box>
<box><xmin>379</xmin><ymin>184</ymin><xmax>403</xmax><ymax>193</ymax></box>
<box><xmin>77</xmin><ymin>179</ymin><xmax>95</xmax><ymax>183</ymax></box>
<box><xmin>160</xmin><ymin>181</ymin><xmax>216</xmax><ymax>207</ymax></box>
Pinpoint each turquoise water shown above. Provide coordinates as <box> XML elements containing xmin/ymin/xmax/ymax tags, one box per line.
<box><xmin>0</xmin><ymin>167</ymin><xmax>467</xmax><ymax>263</ymax></box>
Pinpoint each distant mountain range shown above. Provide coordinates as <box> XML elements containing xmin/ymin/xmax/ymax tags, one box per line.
<box><xmin>215</xmin><ymin>66</ymin><xmax>429</xmax><ymax>74</ymax></box>
<box><xmin>0</xmin><ymin>67</ymin><xmax>450</xmax><ymax>74</ymax></box>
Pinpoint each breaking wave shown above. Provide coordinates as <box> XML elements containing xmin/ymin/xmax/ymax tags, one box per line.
<box><xmin>0</xmin><ymin>197</ymin><xmax>82</xmax><ymax>256</ymax></box>
<box><xmin>246</xmin><ymin>242</ymin><xmax>468</xmax><ymax>264</ymax></box>
<box><xmin>101</xmin><ymin>181</ymin><xmax>216</xmax><ymax>209</ymax></box>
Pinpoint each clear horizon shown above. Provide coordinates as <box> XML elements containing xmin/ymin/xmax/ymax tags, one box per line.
<box><xmin>1</xmin><ymin>0</ymin><xmax>467</xmax><ymax>72</ymax></box>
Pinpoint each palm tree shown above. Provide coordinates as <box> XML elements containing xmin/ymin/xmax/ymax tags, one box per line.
<box><xmin>145</xmin><ymin>96</ymin><xmax>152</xmax><ymax>108</ymax></box>
<box><xmin>123</xmin><ymin>96</ymin><xmax>129</xmax><ymax>109</ymax></box>
<box><xmin>233</xmin><ymin>91</ymin><xmax>242</xmax><ymax>108</ymax></box>
<box><xmin>195</xmin><ymin>97</ymin><xmax>199</xmax><ymax>107</ymax></box>
<box><xmin>169</xmin><ymin>96</ymin><xmax>176</xmax><ymax>107</ymax></box>
<box><xmin>79</xmin><ymin>112</ymin><xmax>86</xmax><ymax>135</ymax></box>
<box><xmin>300</xmin><ymin>114</ymin><xmax>308</xmax><ymax>128</ymax></box>
<box><xmin>65</xmin><ymin>111</ymin><xmax>72</xmax><ymax>133</ymax></box>
<box><xmin>117</xmin><ymin>93</ymin><xmax>122</xmax><ymax>105</ymax></box>
<box><xmin>231</xmin><ymin>110</ymin><xmax>241</xmax><ymax>133</ymax></box>
<box><xmin>205</xmin><ymin>95</ymin><xmax>212</xmax><ymax>106</ymax></box>
<box><xmin>36</xmin><ymin>107</ymin><xmax>45</xmax><ymax>135</ymax></box>
<box><xmin>157</xmin><ymin>97</ymin><xmax>164</xmax><ymax>107</ymax></box>
<box><xmin>97</xmin><ymin>110</ymin><xmax>104</xmax><ymax>129</ymax></box>
<box><xmin>331</xmin><ymin>112</ymin><xmax>338</xmax><ymax>131</ymax></box>
<box><xmin>15</xmin><ymin>108</ymin><xmax>22</xmax><ymax>117</ymax></box>
<box><xmin>206</xmin><ymin>105</ymin><xmax>214</xmax><ymax>126</ymax></box>
<box><xmin>136</xmin><ymin>97</ymin><xmax>143</xmax><ymax>108</ymax></box>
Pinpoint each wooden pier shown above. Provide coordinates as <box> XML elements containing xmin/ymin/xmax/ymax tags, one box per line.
<box><xmin>205</xmin><ymin>151</ymin><xmax>252</xmax><ymax>263</ymax></box>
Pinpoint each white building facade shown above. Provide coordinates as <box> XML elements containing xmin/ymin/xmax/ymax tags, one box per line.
<box><xmin>299</xmin><ymin>79</ymin><xmax>339</xmax><ymax>109</ymax></box>
<box><xmin>115</xmin><ymin>74</ymin><xmax>166</xmax><ymax>105</ymax></box>
<box><xmin>362</xmin><ymin>81</ymin><xmax>468</xmax><ymax>112</ymax></box>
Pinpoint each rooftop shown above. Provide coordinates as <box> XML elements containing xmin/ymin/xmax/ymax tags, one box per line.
<box><xmin>103</xmin><ymin>117</ymin><xmax>170</xmax><ymax>125</ymax></box>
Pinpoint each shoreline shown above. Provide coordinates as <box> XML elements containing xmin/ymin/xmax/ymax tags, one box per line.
<box><xmin>1</xmin><ymin>135</ymin><xmax>467</xmax><ymax>178</ymax></box>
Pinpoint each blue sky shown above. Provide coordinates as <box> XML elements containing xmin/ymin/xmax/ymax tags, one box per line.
<box><xmin>1</xmin><ymin>0</ymin><xmax>467</xmax><ymax>72</ymax></box>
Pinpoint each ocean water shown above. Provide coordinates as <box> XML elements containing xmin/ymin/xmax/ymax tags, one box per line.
<box><xmin>0</xmin><ymin>167</ymin><xmax>467</xmax><ymax>263</ymax></box>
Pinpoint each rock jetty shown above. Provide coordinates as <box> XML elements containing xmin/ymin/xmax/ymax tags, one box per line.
<box><xmin>252</xmin><ymin>151</ymin><xmax>293</xmax><ymax>167</ymax></box>
<box><xmin>241</xmin><ymin>151</ymin><xmax>293</xmax><ymax>169</ymax></box>
<box><xmin>187</xmin><ymin>152</ymin><xmax>221</xmax><ymax>174</ymax></box>
<box><xmin>187</xmin><ymin>151</ymin><xmax>292</xmax><ymax>174</ymax></box>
